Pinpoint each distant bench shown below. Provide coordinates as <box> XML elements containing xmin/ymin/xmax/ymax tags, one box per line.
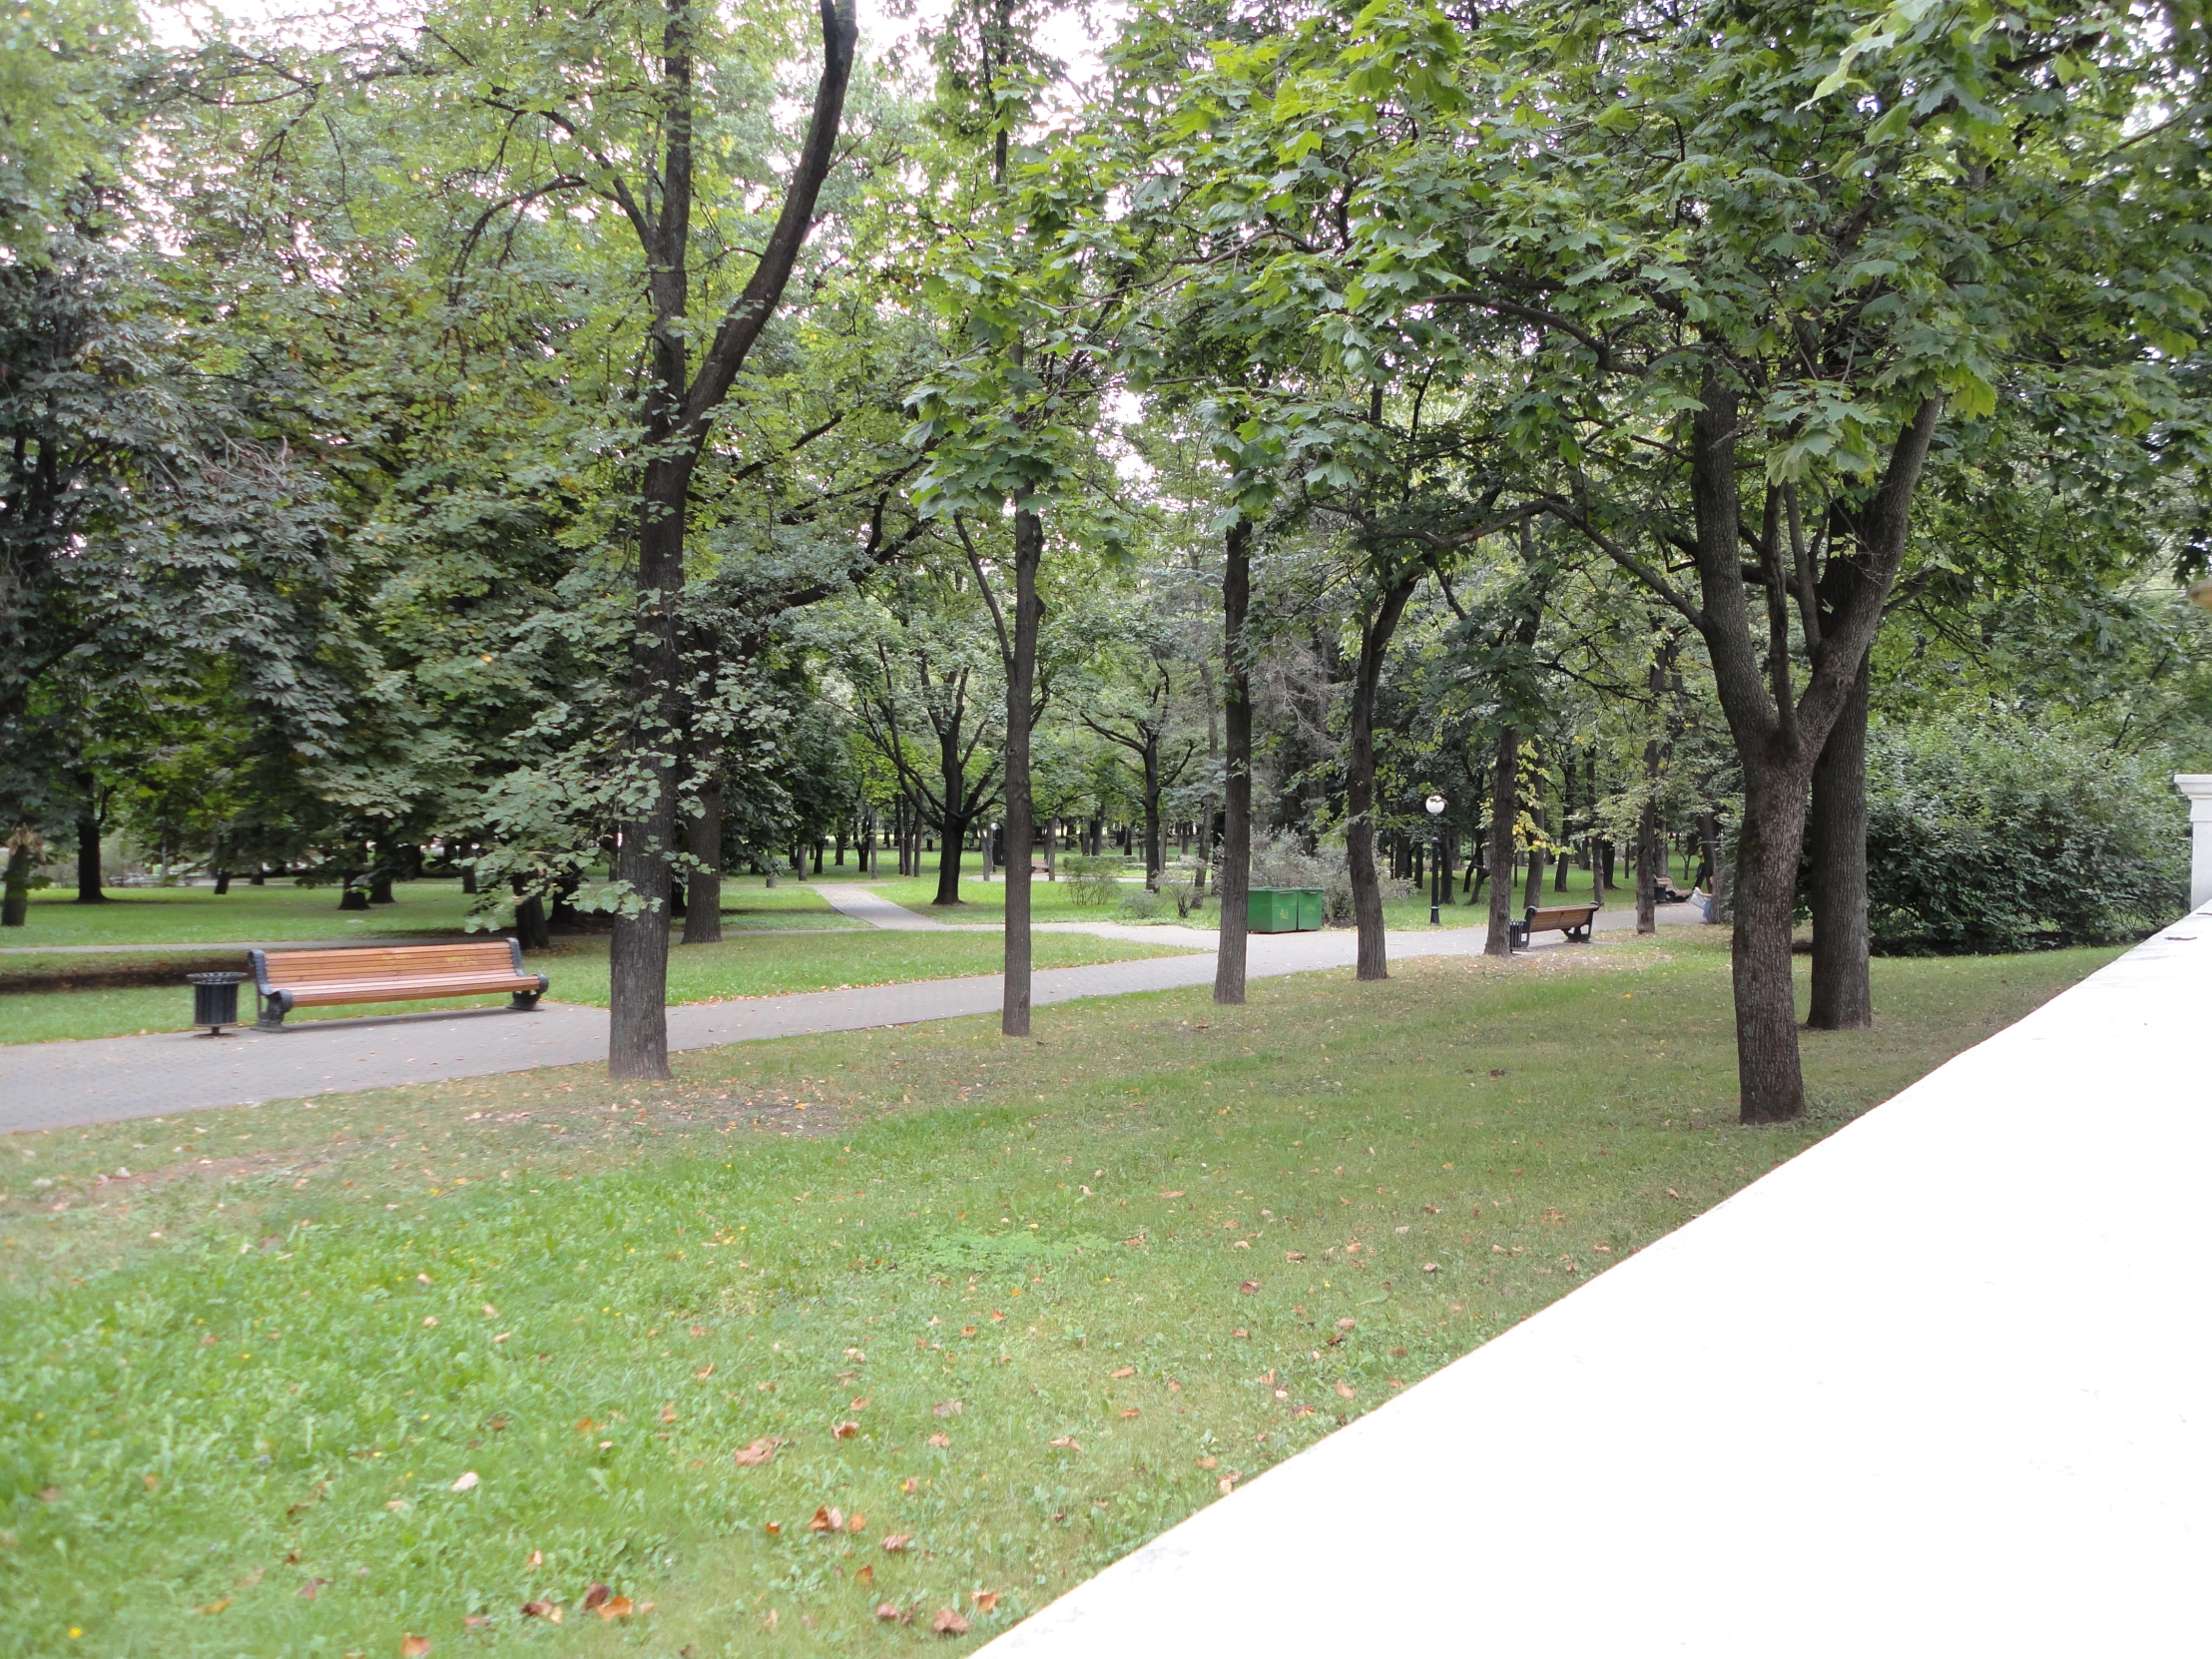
<box><xmin>1509</xmin><ymin>903</ymin><xmax>1599</xmax><ymax>951</ymax></box>
<box><xmin>249</xmin><ymin>940</ymin><xmax>548</xmax><ymax>1031</ymax></box>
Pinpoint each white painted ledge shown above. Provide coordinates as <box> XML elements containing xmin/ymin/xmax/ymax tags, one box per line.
<box><xmin>982</xmin><ymin>911</ymin><xmax>2212</xmax><ymax>1658</ymax></box>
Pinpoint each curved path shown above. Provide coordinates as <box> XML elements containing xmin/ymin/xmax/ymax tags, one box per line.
<box><xmin>0</xmin><ymin>897</ymin><xmax>1700</xmax><ymax>1134</ymax></box>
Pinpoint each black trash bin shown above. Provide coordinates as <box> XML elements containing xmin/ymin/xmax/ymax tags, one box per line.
<box><xmin>188</xmin><ymin>971</ymin><xmax>248</xmax><ymax>1035</ymax></box>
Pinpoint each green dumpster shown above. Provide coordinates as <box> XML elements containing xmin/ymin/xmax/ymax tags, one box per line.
<box><xmin>1249</xmin><ymin>887</ymin><xmax>1325</xmax><ymax>933</ymax></box>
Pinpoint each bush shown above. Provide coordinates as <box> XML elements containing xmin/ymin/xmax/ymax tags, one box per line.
<box><xmin>1061</xmin><ymin>854</ymin><xmax>1125</xmax><ymax>906</ymax></box>
<box><xmin>1249</xmin><ymin>832</ymin><xmax>1412</xmax><ymax>925</ymax></box>
<box><xmin>1861</xmin><ymin>717</ymin><xmax>2186</xmax><ymax>954</ymax></box>
<box><xmin>1119</xmin><ymin>887</ymin><xmax>1163</xmax><ymax>919</ymax></box>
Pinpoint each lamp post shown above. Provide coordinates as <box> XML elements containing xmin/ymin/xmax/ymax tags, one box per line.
<box><xmin>1425</xmin><ymin>794</ymin><xmax>1446</xmax><ymax>925</ymax></box>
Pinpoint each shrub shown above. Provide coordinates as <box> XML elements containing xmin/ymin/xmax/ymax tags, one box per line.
<box><xmin>1119</xmin><ymin>887</ymin><xmax>1163</xmax><ymax>919</ymax></box>
<box><xmin>1861</xmin><ymin>717</ymin><xmax>2186</xmax><ymax>954</ymax></box>
<box><xmin>1248</xmin><ymin>832</ymin><xmax>1411</xmax><ymax>924</ymax></box>
<box><xmin>1061</xmin><ymin>854</ymin><xmax>1124</xmax><ymax>906</ymax></box>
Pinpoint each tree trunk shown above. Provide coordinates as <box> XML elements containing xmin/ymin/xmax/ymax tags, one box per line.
<box><xmin>73</xmin><ymin>774</ymin><xmax>103</xmax><ymax>903</ymax></box>
<box><xmin>1731</xmin><ymin>763</ymin><xmax>1813</xmax><ymax>1120</ymax></box>
<box><xmin>338</xmin><ymin>882</ymin><xmax>369</xmax><ymax>911</ymax></box>
<box><xmin>1520</xmin><ymin>757</ymin><xmax>1546</xmax><ymax>910</ymax></box>
<box><xmin>1485</xmin><ymin>726</ymin><xmax>1519</xmax><ymax>955</ymax></box>
<box><xmin>512</xmin><ymin>879</ymin><xmax>551</xmax><ymax>951</ymax></box>
<box><xmin>1346</xmin><ymin>578</ymin><xmax>1416</xmax><ymax>979</ymax></box>
<box><xmin>1636</xmin><ymin>768</ymin><xmax>1660</xmax><ymax>935</ymax></box>
<box><xmin>459</xmin><ymin>860</ymin><xmax>476</xmax><ymax>895</ymax></box>
<box><xmin>2</xmin><ymin>835</ymin><xmax>30</xmax><ymax>926</ymax></box>
<box><xmin>1215</xmin><ymin>519</ymin><xmax>1254</xmax><ymax>1005</ymax></box>
<box><xmin>368</xmin><ymin>869</ymin><xmax>395</xmax><ymax>904</ymax></box>
<box><xmin>683</xmin><ymin>772</ymin><xmax>725</xmax><ymax>945</ymax></box>
<box><xmin>1807</xmin><ymin>646</ymin><xmax>1874</xmax><ymax>1029</ymax></box>
<box><xmin>1000</xmin><ymin>503</ymin><xmax>1042</xmax><ymax>1035</ymax></box>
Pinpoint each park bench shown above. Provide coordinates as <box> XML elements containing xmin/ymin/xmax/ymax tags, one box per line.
<box><xmin>248</xmin><ymin>940</ymin><xmax>548</xmax><ymax>1031</ymax></box>
<box><xmin>1509</xmin><ymin>902</ymin><xmax>1600</xmax><ymax>951</ymax></box>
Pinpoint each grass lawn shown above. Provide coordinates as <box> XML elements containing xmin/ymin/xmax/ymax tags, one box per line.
<box><xmin>0</xmin><ymin>932</ymin><xmax>2116</xmax><ymax>1655</ymax></box>
<box><xmin>0</xmin><ymin>931</ymin><xmax>1201</xmax><ymax>1045</ymax></box>
<box><xmin>4</xmin><ymin>880</ymin><xmax>856</xmax><ymax>952</ymax></box>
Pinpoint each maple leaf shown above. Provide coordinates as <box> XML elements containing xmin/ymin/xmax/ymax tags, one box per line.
<box><xmin>596</xmin><ymin>1595</ymin><xmax>634</xmax><ymax>1620</ymax></box>
<box><xmin>972</xmin><ymin>1590</ymin><xmax>1000</xmax><ymax>1611</ymax></box>
<box><xmin>856</xmin><ymin>1563</ymin><xmax>875</xmax><ymax>1588</ymax></box>
<box><xmin>809</xmin><ymin>1506</ymin><xmax>844</xmax><ymax>1533</ymax></box>
<box><xmin>933</xmin><ymin>1608</ymin><xmax>970</xmax><ymax>1635</ymax></box>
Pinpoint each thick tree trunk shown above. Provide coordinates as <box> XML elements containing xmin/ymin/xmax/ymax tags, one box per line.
<box><xmin>1808</xmin><ymin>647</ymin><xmax>1874</xmax><ymax>1029</ymax></box>
<box><xmin>1346</xmin><ymin>577</ymin><xmax>1417</xmax><ymax>980</ymax></box>
<box><xmin>512</xmin><ymin>877</ymin><xmax>551</xmax><ymax>951</ymax></box>
<box><xmin>1142</xmin><ymin>755</ymin><xmax>1163</xmax><ymax>890</ymax></box>
<box><xmin>1637</xmin><ymin>721</ymin><xmax>1661</xmax><ymax>934</ymax></box>
<box><xmin>2</xmin><ymin>835</ymin><xmax>30</xmax><ymax>926</ymax></box>
<box><xmin>73</xmin><ymin>775</ymin><xmax>103</xmax><ymax>903</ymax></box>
<box><xmin>1484</xmin><ymin>726</ymin><xmax>1519</xmax><ymax>956</ymax></box>
<box><xmin>459</xmin><ymin>861</ymin><xmax>476</xmax><ymax>895</ymax></box>
<box><xmin>682</xmin><ymin>771</ymin><xmax>724</xmax><ymax>945</ymax></box>
<box><xmin>1731</xmin><ymin>763</ymin><xmax>1813</xmax><ymax>1120</ymax></box>
<box><xmin>1216</xmin><ymin>519</ymin><xmax>1254</xmax><ymax>1005</ymax></box>
<box><xmin>368</xmin><ymin>869</ymin><xmax>395</xmax><ymax>904</ymax></box>
<box><xmin>1000</xmin><ymin>504</ymin><xmax>1042</xmax><ymax>1036</ymax></box>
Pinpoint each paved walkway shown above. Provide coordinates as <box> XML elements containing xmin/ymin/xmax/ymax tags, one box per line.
<box><xmin>979</xmin><ymin>911</ymin><xmax>2212</xmax><ymax>1658</ymax></box>
<box><xmin>0</xmin><ymin>900</ymin><xmax>1700</xmax><ymax>1133</ymax></box>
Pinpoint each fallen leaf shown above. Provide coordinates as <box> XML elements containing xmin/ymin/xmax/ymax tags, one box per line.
<box><xmin>1335</xmin><ymin>1381</ymin><xmax>1357</xmax><ymax>1399</ymax></box>
<box><xmin>881</xmin><ymin>1533</ymin><xmax>914</xmax><ymax>1552</ymax></box>
<box><xmin>1119</xmin><ymin>1407</ymin><xmax>1140</xmax><ymax>1418</ymax></box>
<box><xmin>932</xmin><ymin>1399</ymin><xmax>963</xmax><ymax>1417</ymax></box>
<box><xmin>1286</xmin><ymin>1250</ymin><xmax>1306</xmax><ymax>1262</ymax></box>
<box><xmin>298</xmin><ymin>1578</ymin><xmax>329</xmax><ymax>1600</ymax></box>
<box><xmin>200</xmin><ymin>1597</ymin><xmax>231</xmax><ymax>1615</ymax></box>
<box><xmin>1422</xmin><ymin>1262</ymin><xmax>1440</xmax><ymax>1274</ymax></box>
<box><xmin>847</xmin><ymin>1512</ymin><xmax>866</xmax><ymax>1534</ymax></box>
<box><xmin>733</xmin><ymin>1437</ymin><xmax>783</xmax><ymax>1466</ymax></box>
<box><xmin>876</xmin><ymin>1601</ymin><xmax>911</xmax><ymax>1623</ymax></box>
<box><xmin>694</xmin><ymin>1364</ymin><xmax>714</xmax><ymax>1379</ymax></box>
<box><xmin>236</xmin><ymin>1567</ymin><xmax>264</xmax><ymax>1590</ymax></box>
<box><xmin>764</xmin><ymin>1521</ymin><xmax>782</xmax><ymax>1537</ymax></box>
<box><xmin>855</xmin><ymin>1563</ymin><xmax>875</xmax><ymax>1588</ymax></box>
<box><xmin>660</xmin><ymin>1403</ymin><xmax>677</xmax><ymax>1423</ymax></box>
<box><xmin>1218</xmin><ymin>1474</ymin><xmax>1238</xmax><ymax>1494</ymax></box>
<box><xmin>400</xmin><ymin>1637</ymin><xmax>430</xmax><ymax>1658</ymax></box>
<box><xmin>899</xmin><ymin>1477</ymin><xmax>918</xmax><ymax>1495</ymax></box>
<box><xmin>809</xmin><ymin>1506</ymin><xmax>844</xmax><ymax>1533</ymax></box>
<box><xmin>960</xmin><ymin>1325</ymin><xmax>978</xmax><ymax>1337</ymax></box>
<box><xmin>849</xmin><ymin>1396</ymin><xmax>870</xmax><ymax>1410</ymax></box>
<box><xmin>933</xmin><ymin>1608</ymin><xmax>970</xmax><ymax>1635</ymax></box>
<box><xmin>482</xmin><ymin>1304</ymin><xmax>498</xmax><ymax>1317</ymax></box>
<box><xmin>463</xmin><ymin>1615</ymin><xmax>492</xmax><ymax>1630</ymax></box>
<box><xmin>450</xmin><ymin>1470</ymin><xmax>479</xmax><ymax>1492</ymax></box>
<box><xmin>582</xmin><ymin>1583</ymin><xmax>611</xmax><ymax>1611</ymax></box>
<box><xmin>1197</xmin><ymin>1455</ymin><xmax>1218</xmax><ymax>1469</ymax></box>
<box><xmin>143</xmin><ymin>1472</ymin><xmax>159</xmax><ymax>1491</ymax></box>
<box><xmin>527</xmin><ymin>1550</ymin><xmax>543</xmax><ymax>1566</ymax></box>
<box><xmin>421</xmin><ymin>1316</ymin><xmax>438</xmax><ymax>1329</ymax></box>
<box><xmin>690</xmin><ymin>1325</ymin><xmax>708</xmax><ymax>1337</ymax></box>
<box><xmin>1232</xmin><ymin>1328</ymin><xmax>1250</xmax><ymax>1338</ymax></box>
<box><xmin>1110</xmin><ymin>1367</ymin><xmax>1134</xmax><ymax>1379</ymax></box>
<box><xmin>1336</xmin><ymin>1318</ymin><xmax>1356</xmax><ymax>1331</ymax></box>
<box><xmin>971</xmin><ymin>1590</ymin><xmax>999</xmax><ymax>1611</ymax></box>
<box><xmin>1046</xmin><ymin>1435</ymin><xmax>1081</xmax><ymax>1450</ymax></box>
<box><xmin>596</xmin><ymin>1595</ymin><xmax>633</xmax><ymax>1621</ymax></box>
<box><xmin>1239</xmin><ymin>1281</ymin><xmax>1260</xmax><ymax>1295</ymax></box>
<box><xmin>35</xmin><ymin>1487</ymin><xmax>59</xmax><ymax>1503</ymax></box>
<box><xmin>832</xmin><ymin>1421</ymin><xmax>860</xmax><ymax>1439</ymax></box>
<box><xmin>926</xmin><ymin>1432</ymin><xmax>951</xmax><ymax>1448</ymax></box>
<box><xmin>1159</xmin><ymin>1190</ymin><xmax>1184</xmax><ymax>1199</ymax></box>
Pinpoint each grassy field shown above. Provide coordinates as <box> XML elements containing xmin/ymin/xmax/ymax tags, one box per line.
<box><xmin>0</xmin><ymin>932</ymin><xmax>2115</xmax><ymax>1655</ymax></box>
<box><xmin>0</xmin><ymin>930</ymin><xmax>1202</xmax><ymax>1045</ymax></box>
<box><xmin>4</xmin><ymin>880</ymin><xmax>856</xmax><ymax>950</ymax></box>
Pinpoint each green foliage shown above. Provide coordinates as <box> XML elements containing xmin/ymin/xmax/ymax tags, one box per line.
<box><xmin>1058</xmin><ymin>854</ymin><xmax>1124</xmax><ymax>906</ymax></box>
<box><xmin>1862</xmin><ymin>719</ymin><xmax>2187</xmax><ymax>953</ymax></box>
